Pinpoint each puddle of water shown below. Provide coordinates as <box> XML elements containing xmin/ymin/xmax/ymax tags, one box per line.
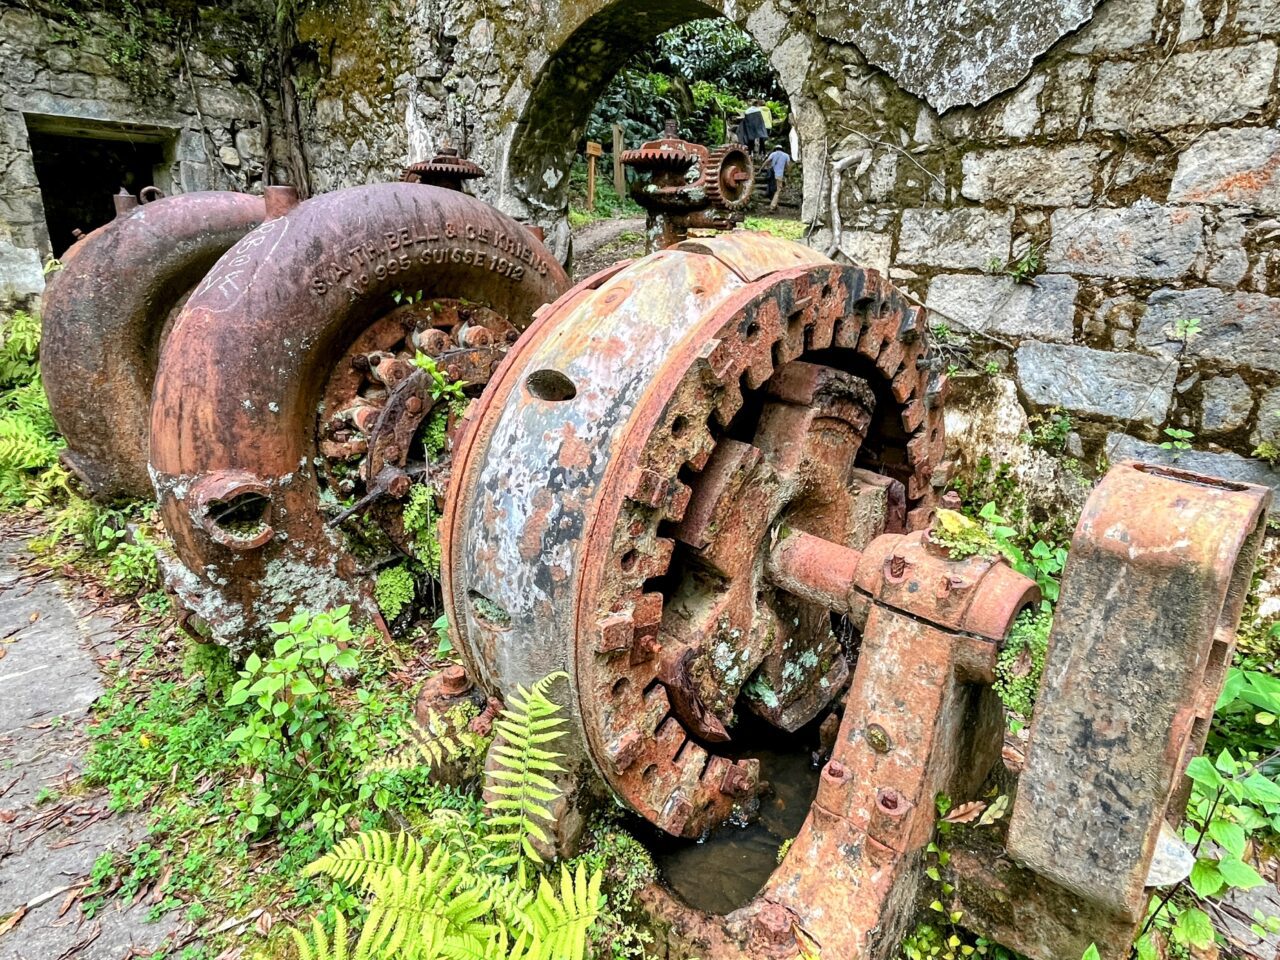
<box><xmin>638</xmin><ymin>717</ymin><xmax>824</xmax><ymax>915</ymax></box>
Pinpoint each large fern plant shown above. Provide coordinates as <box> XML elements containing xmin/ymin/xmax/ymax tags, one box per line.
<box><xmin>287</xmin><ymin>672</ymin><xmax>601</xmax><ymax>960</ymax></box>
<box><xmin>0</xmin><ymin>308</ymin><xmax>68</xmax><ymax>508</ymax></box>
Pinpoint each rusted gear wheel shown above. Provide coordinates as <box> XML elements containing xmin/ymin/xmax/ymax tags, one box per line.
<box><xmin>150</xmin><ymin>184</ymin><xmax>569</xmax><ymax>649</ymax></box>
<box><xmin>704</xmin><ymin>144</ymin><xmax>754</xmax><ymax>211</ymax></box>
<box><xmin>444</xmin><ymin>232</ymin><xmax>947</xmax><ymax>846</ymax></box>
<box><xmin>40</xmin><ymin>190</ymin><xmax>267</xmax><ymax>499</ymax></box>
<box><xmin>621</xmin><ymin>144</ymin><xmax>699</xmax><ymax>175</ymax></box>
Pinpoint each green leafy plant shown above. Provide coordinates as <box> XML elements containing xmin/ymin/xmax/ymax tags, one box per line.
<box><xmin>932</xmin><ymin>505</ymin><xmax>1067</xmax><ymax>605</ymax></box>
<box><xmin>411</xmin><ymin>353</ymin><xmax>467</xmax><ymax>403</ymax></box>
<box><xmin>1253</xmin><ymin>439</ymin><xmax>1278</xmax><ymax>466</ymax></box>
<box><xmin>0</xmin><ymin>308</ymin><xmax>69</xmax><ymax>508</ymax></box>
<box><xmin>225</xmin><ymin>607</ymin><xmax>360</xmax><ymax>837</ymax></box>
<box><xmin>1022</xmin><ymin>407</ymin><xmax>1072</xmax><ymax>455</ymax></box>
<box><xmin>403</xmin><ymin>484</ymin><xmax>443</xmax><ymax>575</ymax></box>
<box><xmin>994</xmin><ymin>608</ymin><xmax>1051</xmax><ymax>724</ymax></box>
<box><xmin>988</xmin><ymin>248</ymin><xmax>1042</xmax><ymax>284</ymax></box>
<box><xmin>374</xmin><ymin>564</ymin><xmax>416</xmax><ymax>622</ymax></box>
<box><xmin>286</xmin><ymin>672</ymin><xmax>603</xmax><ymax>960</ymax></box>
<box><xmin>1159</xmin><ymin>427</ymin><xmax>1194</xmax><ymax>455</ymax></box>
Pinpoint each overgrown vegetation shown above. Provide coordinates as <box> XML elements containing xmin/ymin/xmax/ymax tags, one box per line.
<box><xmin>285</xmin><ymin>673</ymin><xmax>604</xmax><ymax>960</ymax></box>
<box><xmin>585</xmin><ymin>19</ymin><xmax>787</xmax><ymax>148</ymax></box>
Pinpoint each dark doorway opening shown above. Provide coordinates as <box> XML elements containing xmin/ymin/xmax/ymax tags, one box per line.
<box><xmin>25</xmin><ymin>115</ymin><xmax>174</xmax><ymax>255</ymax></box>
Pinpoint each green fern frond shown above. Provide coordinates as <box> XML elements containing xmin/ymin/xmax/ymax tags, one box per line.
<box><xmin>305</xmin><ymin>829</ymin><xmax>426</xmax><ymax>892</ymax></box>
<box><xmin>290</xmin><ymin>912</ymin><xmax>352</xmax><ymax>960</ymax></box>
<box><xmin>502</xmin><ymin>864</ymin><xmax>602</xmax><ymax>960</ymax></box>
<box><xmin>362</xmin><ymin>706</ymin><xmax>484</xmax><ymax>777</ymax></box>
<box><xmin>483</xmin><ymin>672</ymin><xmax>569</xmax><ymax>867</ymax></box>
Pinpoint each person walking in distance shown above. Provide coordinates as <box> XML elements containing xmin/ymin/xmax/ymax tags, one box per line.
<box><xmin>766</xmin><ymin>143</ymin><xmax>791</xmax><ymax>211</ymax></box>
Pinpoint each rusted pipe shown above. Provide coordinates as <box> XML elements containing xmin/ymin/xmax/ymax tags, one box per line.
<box><xmin>41</xmin><ymin>190</ymin><xmax>267</xmax><ymax>499</ymax></box>
<box><xmin>150</xmin><ymin>183</ymin><xmax>568</xmax><ymax>650</ymax></box>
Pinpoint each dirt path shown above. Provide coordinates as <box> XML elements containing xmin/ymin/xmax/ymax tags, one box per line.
<box><xmin>0</xmin><ymin>541</ymin><xmax>185</xmax><ymax>959</ymax></box>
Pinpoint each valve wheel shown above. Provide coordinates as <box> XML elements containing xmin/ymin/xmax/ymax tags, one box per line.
<box><xmin>444</xmin><ymin>232</ymin><xmax>947</xmax><ymax>840</ymax></box>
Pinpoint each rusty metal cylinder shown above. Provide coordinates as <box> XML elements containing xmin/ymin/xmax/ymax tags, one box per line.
<box><xmin>150</xmin><ymin>183</ymin><xmax>568</xmax><ymax>649</ymax></box>
<box><xmin>41</xmin><ymin>190</ymin><xmax>267</xmax><ymax>499</ymax></box>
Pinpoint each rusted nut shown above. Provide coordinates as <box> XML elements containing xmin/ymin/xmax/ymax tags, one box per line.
<box><xmin>350</xmin><ymin>353</ymin><xmax>372</xmax><ymax>372</ymax></box>
<box><xmin>405</xmin><ymin>395</ymin><xmax>424</xmax><ymax>415</ymax></box>
<box><xmin>719</xmin><ymin>760</ymin><xmax>754</xmax><ymax>797</ymax></box>
<box><xmin>191</xmin><ymin>471</ymin><xmax>274</xmax><ymax>551</ymax></box>
<box><xmin>441</xmin><ymin>665</ymin><xmax>471</xmax><ymax>695</ymax></box>
<box><xmin>887</xmin><ymin>553</ymin><xmax>908</xmax><ymax>581</ymax></box>
<box><xmin>459</xmin><ymin>324</ymin><xmax>494</xmax><ymax>348</ymax></box>
<box><xmin>112</xmin><ymin>188</ymin><xmax>138</xmax><ymax>218</ymax></box>
<box><xmin>413</xmin><ymin>328</ymin><xmax>451</xmax><ymax>355</ymax></box>
<box><xmin>386</xmin><ymin>471</ymin><xmax>411</xmax><ymax>499</ymax></box>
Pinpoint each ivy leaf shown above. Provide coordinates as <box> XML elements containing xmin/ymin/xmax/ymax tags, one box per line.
<box><xmin>1081</xmin><ymin>945</ymin><xmax>1100</xmax><ymax>960</ymax></box>
<box><xmin>1217</xmin><ymin>856</ymin><xmax>1266</xmax><ymax>890</ymax></box>
<box><xmin>1173</xmin><ymin>907</ymin><xmax>1214</xmax><ymax>948</ymax></box>
<box><xmin>1243</xmin><ymin>773</ymin><xmax>1280</xmax><ymax>805</ymax></box>
<box><xmin>1188</xmin><ymin>859</ymin><xmax>1224</xmax><ymax>898</ymax></box>
<box><xmin>1208</xmin><ymin>819</ymin><xmax>1247</xmax><ymax>859</ymax></box>
<box><xmin>1215</xmin><ymin>668</ymin><xmax>1245</xmax><ymax>710</ymax></box>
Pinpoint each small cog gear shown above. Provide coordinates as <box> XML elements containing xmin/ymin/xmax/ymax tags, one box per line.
<box><xmin>704</xmin><ymin>144</ymin><xmax>754</xmax><ymax>211</ymax></box>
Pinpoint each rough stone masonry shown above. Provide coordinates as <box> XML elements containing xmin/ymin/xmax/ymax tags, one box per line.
<box><xmin>0</xmin><ymin>0</ymin><xmax>1277</xmax><ymax>488</ymax></box>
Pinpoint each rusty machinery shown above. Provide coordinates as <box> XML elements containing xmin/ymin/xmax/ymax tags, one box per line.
<box><xmin>148</xmin><ymin>182</ymin><xmax>570</xmax><ymax>648</ymax></box>
<box><xmin>622</xmin><ymin>122</ymin><xmax>755</xmax><ymax>250</ymax></box>
<box><xmin>442</xmin><ymin>232</ymin><xmax>1271</xmax><ymax>959</ymax></box>
<box><xmin>40</xmin><ymin>186</ymin><xmax>299</xmax><ymax>500</ymax></box>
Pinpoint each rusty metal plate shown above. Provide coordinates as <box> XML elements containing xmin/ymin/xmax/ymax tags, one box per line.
<box><xmin>1006</xmin><ymin>461</ymin><xmax>1271</xmax><ymax>915</ymax></box>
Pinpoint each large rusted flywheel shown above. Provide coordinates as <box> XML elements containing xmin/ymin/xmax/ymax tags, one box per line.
<box><xmin>443</xmin><ymin>232</ymin><xmax>948</xmax><ymax>831</ymax></box>
<box><xmin>150</xmin><ymin>183</ymin><xmax>569</xmax><ymax>648</ymax></box>
<box><xmin>41</xmin><ymin>189</ymin><xmax>277</xmax><ymax>499</ymax></box>
<box><xmin>442</xmin><ymin>231</ymin><xmax>1273</xmax><ymax>960</ymax></box>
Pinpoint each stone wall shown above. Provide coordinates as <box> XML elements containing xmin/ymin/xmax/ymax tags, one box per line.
<box><xmin>0</xmin><ymin>4</ymin><xmax>282</xmax><ymax>304</ymax></box>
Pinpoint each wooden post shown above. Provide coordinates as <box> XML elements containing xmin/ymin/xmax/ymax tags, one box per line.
<box><xmin>585</xmin><ymin>141</ymin><xmax>603</xmax><ymax>211</ymax></box>
<box><xmin>612</xmin><ymin>124</ymin><xmax>625</xmax><ymax>198</ymax></box>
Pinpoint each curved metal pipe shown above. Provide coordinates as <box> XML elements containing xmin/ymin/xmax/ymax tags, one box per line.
<box><xmin>41</xmin><ymin>191</ymin><xmax>266</xmax><ymax>499</ymax></box>
<box><xmin>150</xmin><ymin>183</ymin><xmax>569</xmax><ymax>650</ymax></box>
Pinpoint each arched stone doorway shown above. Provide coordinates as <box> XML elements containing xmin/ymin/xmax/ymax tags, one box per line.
<box><xmin>494</xmin><ymin>0</ymin><xmax>823</xmax><ymax>260</ymax></box>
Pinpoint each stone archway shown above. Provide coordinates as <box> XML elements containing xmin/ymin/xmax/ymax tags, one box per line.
<box><xmin>493</xmin><ymin>0</ymin><xmax>824</xmax><ymax>260</ymax></box>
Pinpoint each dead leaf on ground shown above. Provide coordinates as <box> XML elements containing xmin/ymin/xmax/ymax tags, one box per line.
<box><xmin>0</xmin><ymin>810</ymin><xmax>14</xmax><ymax>823</ymax></box>
<box><xmin>1001</xmin><ymin>743</ymin><xmax>1025</xmax><ymax>770</ymax></box>
<box><xmin>28</xmin><ymin>611</ymin><xmax>39</xmax><ymax>623</ymax></box>
<box><xmin>0</xmin><ymin>905</ymin><xmax>27</xmax><ymax>938</ymax></box>
<box><xmin>943</xmin><ymin>800</ymin><xmax>986</xmax><ymax>824</ymax></box>
<box><xmin>255</xmin><ymin>909</ymin><xmax>274</xmax><ymax>937</ymax></box>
